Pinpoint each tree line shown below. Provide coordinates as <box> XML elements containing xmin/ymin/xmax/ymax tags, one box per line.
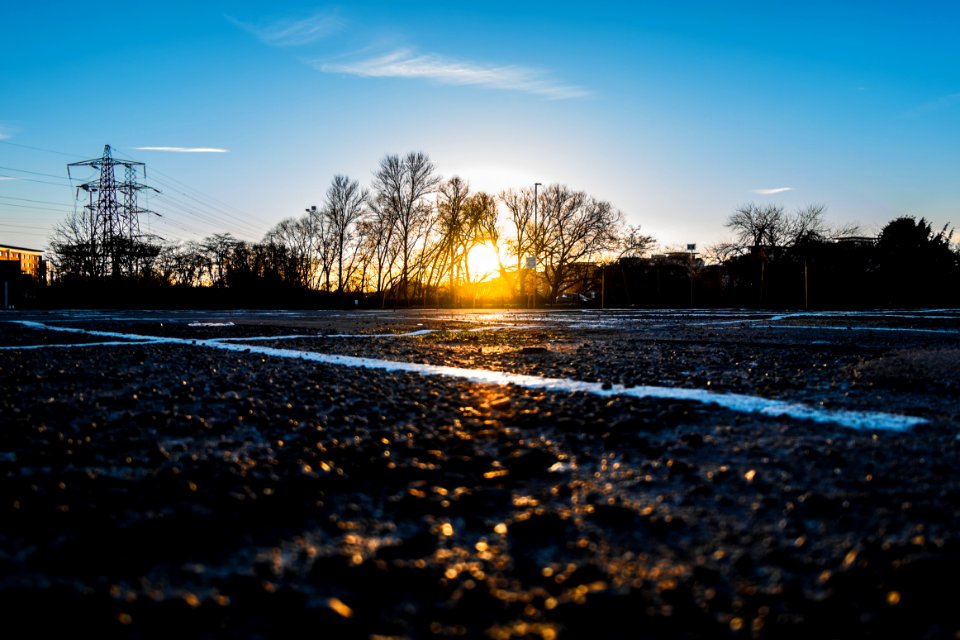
<box><xmin>712</xmin><ymin>206</ymin><xmax>959</xmax><ymax>308</ymax></box>
<box><xmin>598</xmin><ymin>205</ymin><xmax>957</xmax><ymax>309</ymax></box>
<box><xmin>47</xmin><ymin>151</ymin><xmax>650</xmax><ymax>307</ymax></box>
<box><xmin>44</xmin><ymin>151</ymin><xmax>957</xmax><ymax>309</ymax></box>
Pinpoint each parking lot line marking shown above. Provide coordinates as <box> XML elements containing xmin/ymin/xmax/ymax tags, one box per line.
<box><xmin>8</xmin><ymin>320</ymin><xmax>927</xmax><ymax>432</ymax></box>
<box><xmin>0</xmin><ymin>340</ymin><xmax>163</xmax><ymax>350</ymax></box>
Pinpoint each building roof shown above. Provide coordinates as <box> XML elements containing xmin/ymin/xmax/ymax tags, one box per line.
<box><xmin>0</xmin><ymin>244</ymin><xmax>44</xmax><ymax>254</ymax></box>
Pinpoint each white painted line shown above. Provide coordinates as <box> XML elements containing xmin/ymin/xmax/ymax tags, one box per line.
<box><xmin>760</xmin><ymin>325</ymin><xmax>959</xmax><ymax>335</ymax></box>
<box><xmin>0</xmin><ymin>340</ymin><xmax>164</xmax><ymax>351</ymax></box>
<box><xmin>7</xmin><ymin>320</ymin><xmax>927</xmax><ymax>432</ymax></box>
<box><xmin>685</xmin><ymin>311</ymin><xmax>960</xmax><ymax>332</ymax></box>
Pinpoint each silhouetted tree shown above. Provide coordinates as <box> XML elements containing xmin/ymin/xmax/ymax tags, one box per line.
<box><xmin>615</xmin><ymin>225</ymin><xmax>656</xmax><ymax>260</ymax></box>
<box><xmin>322</xmin><ymin>175</ymin><xmax>369</xmax><ymax>294</ymax></box>
<box><xmin>361</xmin><ymin>201</ymin><xmax>401</xmax><ymax>303</ymax></box>
<box><xmin>372</xmin><ymin>152</ymin><xmax>440</xmax><ymax>305</ymax></box>
<box><xmin>436</xmin><ymin>176</ymin><xmax>471</xmax><ymax>302</ymax></box>
<box><xmin>50</xmin><ymin>210</ymin><xmax>162</xmax><ymax>283</ymax></box>
<box><xmin>723</xmin><ymin>203</ymin><xmax>861</xmax><ymax>306</ymax></box>
<box><xmin>536</xmin><ymin>184</ymin><xmax>623</xmax><ymax>302</ymax></box>
<box><xmin>876</xmin><ymin>216</ymin><xmax>957</xmax><ymax>306</ymax></box>
<box><xmin>461</xmin><ymin>192</ymin><xmax>501</xmax><ymax>283</ymax></box>
<box><xmin>501</xmin><ymin>187</ymin><xmax>537</xmax><ymax>300</ymax></box>
<box><xmin>49</xmin><ymin>211</ymin><xmax>97</xmax><ymax>280</ymax></box>
<box><xmin>726</xmin><ymin>203</ymin><xmax>786</xmax><ymax>251</ymax></box>
<box><xmin>202</xmin><ymin>233</ymin><xmax>241</xmax><ymax>287</ymax></box>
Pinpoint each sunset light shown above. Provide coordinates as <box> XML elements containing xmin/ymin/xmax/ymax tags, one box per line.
<box><xmin>466</xmin><ymin>241</ymin><xmax>501</xmax><ymax>283</ymax></box>
<box><xmin>2</xmin><ymin>2</ymin><xmax>959</xmax><ymax>638</ymax></box>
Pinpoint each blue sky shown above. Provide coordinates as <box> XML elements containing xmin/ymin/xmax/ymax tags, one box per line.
<box><xmin>2</xmin><ymin>1</ymin><xmax>958</xmax><ymax>253</ymax></box>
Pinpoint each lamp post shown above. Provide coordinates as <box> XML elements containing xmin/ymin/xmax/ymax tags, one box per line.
<box><xmin>533</xmin><ymin>182</ymin><xmax>541</xmax><ymax>308</ymax></box>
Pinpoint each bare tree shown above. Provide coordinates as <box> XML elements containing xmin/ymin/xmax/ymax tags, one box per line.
<box><xmin>702</xmin><ymin>241</ymin><xmax>741</xmax><ymax>265</ymax></box>
<box><xmin>536</xmin><ymin>184</ymin><xmax>623</xmax><ymax>302</ymax></box>
<box><xmin>784</xmin><ymin>203</ymin><xmax>831</xmax><ymax>245</ymax></box>
<box><xmin>322</xmin><ymin>175</ymin><xmax>369</xmax><ymax>294</ymax></box>
<box><xmin>49</xmin><ymin>210</ymin><xmax>98</xmax><ymax>280</ymax></box>
<box><xmin>179</xmin><ymin>241</ymin><xmax>211</xmax><ymax>286</ymax></box>
<box><xmin>460</xmin><ymin>192</ymin><xmax>501</xmax><ymax>282</ymax></box>
<box><xmin>724</xmin><ymin>202</ymin><xmax>862</xmax><ymax>305</ymax></box>
<box><xmin>303</xmin><ymin>206</ymin><xmax>335</xmax><ymax>291</ymax></box>
<box><xmin>361</xmin><ymin>201</ymin><xmax>401</xmax><ymax>302</ymax></box>
<box><xmin>50</xmin><ymin>209</ymin><xmax>160</xmax><ymax>281</ymax></box>
<box><xmin>371</xmin><ymin>152</ymin><xmax>441</xmax><ymax>304</ymax></box>
<box><xmin>265</xmin><ymin>218</ymin><xmax>318</xmax><ymax>288</ymax></box>
<box><xmin>202</xmin><ymin>233</ymin><xmax>241</xmax><ymax>287</ymax></box>
<box><xmin>500</xmin><ymin>187</ymin><xmax>536</xmax><ymax>298</ymax></box>
<box><xmin>436</xmin><ymin>176</ymin><xmax>471</xmax><ymax>300</ymax></box>
<box><xmin>615</xmin><ymin>224</ymin><xmax>656</xmax><ymax>260</ymax></box>
<box><xmin>728</xmin><ymin>202</ymin><xmax>858</xmax><ymax>250</ymax></box>
<box><xmin>726</xmin><ymin>203</ymin><xmax>786</xmax><ymax>250</ymax></box>
<box><xmin>501</xmin><ymin>188</ymin><xmax>535</xmax><ymax>266</ymax></box>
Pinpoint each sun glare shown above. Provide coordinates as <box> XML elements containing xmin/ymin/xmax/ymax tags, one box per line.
<box><xmin>466</xmin><ymin>241</ymin><xmax>501</xmax><ymax>282</ymax></box>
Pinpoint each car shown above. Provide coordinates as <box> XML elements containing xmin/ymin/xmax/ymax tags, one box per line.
<box><xmin>554</xmin><ymin>292</ymin><xmax>593</xmax><ymax>306</ymax></box>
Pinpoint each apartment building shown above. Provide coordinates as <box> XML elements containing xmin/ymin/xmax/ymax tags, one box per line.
<box><xmin>0</xmin><ymin>244</ymin><xmax>44</xmax><ymax>280</ymax></box>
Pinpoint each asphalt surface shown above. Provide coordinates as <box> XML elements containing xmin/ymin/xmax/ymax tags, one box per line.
<box><xmin>1</xmin><ymin>308</ymin><xmax>958</xmax><ymax>639</ymax></box>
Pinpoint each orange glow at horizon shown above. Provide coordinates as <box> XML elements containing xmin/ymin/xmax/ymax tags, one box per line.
<box><xmin>466</xmin><ymin>241</ymin><xmax>501</xmax><ymax>283</ymax></box>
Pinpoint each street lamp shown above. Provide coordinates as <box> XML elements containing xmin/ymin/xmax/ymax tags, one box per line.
<box><xmin>533</xmin><ymin>182</ymin><xmax>541</xmax><ymax>308</ymax></box>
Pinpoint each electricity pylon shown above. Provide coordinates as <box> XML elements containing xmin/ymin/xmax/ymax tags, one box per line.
<box><xmin>67</xmin><ymin>144</ymin><xmax>159</xmax><ymax>278</ymax></box>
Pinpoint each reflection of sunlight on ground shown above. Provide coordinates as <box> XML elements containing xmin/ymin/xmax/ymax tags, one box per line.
<box><xmin>3</xmin><ymin>307</ymin><xmax>960</xmax><ymax>636</ymax></box>
<box><xmin>6</xmin><ymin>312</ymin><xmax>941</xmax><ymax>431</ymax></box>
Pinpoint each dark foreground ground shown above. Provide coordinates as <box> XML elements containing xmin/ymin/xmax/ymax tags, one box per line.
<box><xmin>1</xmin><ymin>308</ymin><xmax>959</xmax><ymax>639</ymax></box>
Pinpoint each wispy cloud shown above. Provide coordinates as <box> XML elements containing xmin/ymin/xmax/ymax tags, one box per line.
<box><xmin>0</xmin><ymin>176</ymin><xmax>18</xmax><ymax>181</ymax></box>
<box><xmin>317</xmin><ymin>49</ymin><xmax>591</xmax><ymax>100</ymax></box>
<box><xmin>228</xmin><ymin>11</ymin><xmax>344</xmax><ymax>47</ymax></box>
<box><xmin>135</xmin><ymin>147</ymin><xmax>229</xmax><ymax>153</ymax></box>
<box><xmin>751</xmin><ymin>187</ymin><xmax>794</xmax><ymax>195</ymax></box>
<box><xmin>0</xmin><ymin>129</ymin><xmax>11</xmax><ymax>140</ymax></box>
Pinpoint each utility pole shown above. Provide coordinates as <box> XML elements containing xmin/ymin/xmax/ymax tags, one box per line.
<box><xmin>68</xmin><ymin>145</ymin><xmax>158</xmax><ymax>279</ymax></box>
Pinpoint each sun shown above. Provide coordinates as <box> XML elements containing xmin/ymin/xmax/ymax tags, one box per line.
<box><xmin>466</xmin><ymin>241</ymin><xmax>501</xmax><ymax>282</ymax></box>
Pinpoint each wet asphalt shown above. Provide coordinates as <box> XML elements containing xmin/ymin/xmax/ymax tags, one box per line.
<box><xmin>1</xmin><ymin>308</ymin><xmax>958</xmax><ymax>639</ymax></box>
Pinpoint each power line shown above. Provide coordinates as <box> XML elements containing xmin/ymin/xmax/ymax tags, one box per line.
<box><xmin>112</xmin><ymin>148</ymin><xmax>268</xmax><ymax>238</ymax></box>
<box><xmin>0</xmin><ymin>165</ymin><xmax>74</xmax><ymax>181</ymax></box>
<box><xmin>0</xmin><ymin>221</ymin><xmax>55</xmax><ymax>231</ymax></box>
<box><xmin>0</xmin><ymin>202</ymin><xmax>73</xmax><ymax>214</ymax></box>
<box><xmin>0</xmin><ymin>139</ymin><xmax>87</xmax><ymax>159</ymax></box>
<box><xmin>0</xmin><ymin>195</ymin><xmax>75</xmax><ymax>209</ymax></box>
<box><xmin>0</xmin><ymin>174</ymin><xmax>73</xmax><ymax>187</ymax></box>
<box><xmin>150</xmin><ymin>190</ymin><xmax>263</xmax><ymax>239</ymax></box>
<box><xmin>135</xmin><ymin>173</ymin><xmax>265</xmax><ymax>238</ymax></box>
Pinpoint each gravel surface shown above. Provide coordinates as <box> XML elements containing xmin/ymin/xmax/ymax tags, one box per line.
<box><xmin>1</xmin><ymin>308</ymin><xmax>959</xmax><ymax>639</ymax></box>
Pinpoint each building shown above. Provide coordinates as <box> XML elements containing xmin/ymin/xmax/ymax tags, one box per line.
<box><xmin>1</xmin><ymin>244</ymin><xmax>45</xmax><ymax>309</ymax></box>
<box><xmin>0</xmin><ymin>244</ymin><xmax>45</xmax><ymax>280</ymax></box>
<box><xmin>832</xmin><ymin>236</ymin><xmax>878</xmax><ymax>248</ymax></box>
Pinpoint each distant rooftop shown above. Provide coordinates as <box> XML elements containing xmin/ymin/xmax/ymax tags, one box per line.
<box><xmin>833</xmin><ymin>236</ymin><xmax>878</xmax><ymax>244</ymax></box>
<box><xmin>0</xmin><ymin>244</ymin><xmax>43</xmax><ymax>254</ymax></box>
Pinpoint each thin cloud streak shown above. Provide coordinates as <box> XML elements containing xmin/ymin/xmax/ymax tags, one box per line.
<box><xmin>135</xmin><ymin>147</ymin><xmax>230</xmax><ymax>153</ymax></box>
<box><xmin>317</xmin><ymin>49</ymin><xmax>591</xmax><ymax>100</ymax></box>
<box><xmin>228</xmin><ymin>12</ymin><xmax>344</xmax><ymax>47</ymax></box>
<box><xmin>752</xmin><ymin>187</ymin><xmax>794</xmax><ymax>195</ymax></box>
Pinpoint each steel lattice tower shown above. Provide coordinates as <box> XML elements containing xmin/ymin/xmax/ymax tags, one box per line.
<box><xmin>68</xmin><ymin>145</ymin><xmax>157</xmax><ymax>278</ymax></box>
